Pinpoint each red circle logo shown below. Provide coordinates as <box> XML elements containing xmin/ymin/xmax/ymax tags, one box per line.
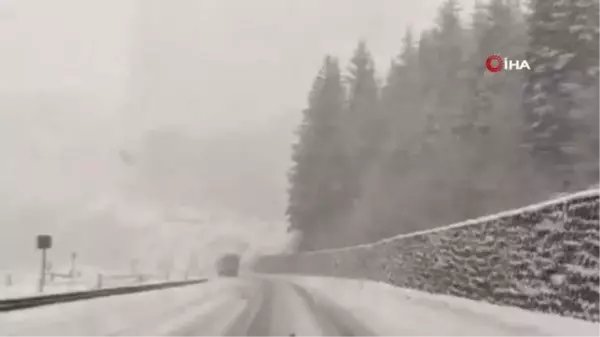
<box><xmin>485</xmin><ymin>55</ymin><xmax>503</xmax><ymax>72</ymax></box>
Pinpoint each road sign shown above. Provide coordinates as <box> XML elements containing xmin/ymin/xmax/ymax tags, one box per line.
<box><xmin>36</xmin><ymin>234</ymin><xmax>52</xmax><ymax>293</ymax></box>
<box><xmin>36</xmin><ymin>235</ymin><xmax>52</xmax><ymax>250</ymax></box>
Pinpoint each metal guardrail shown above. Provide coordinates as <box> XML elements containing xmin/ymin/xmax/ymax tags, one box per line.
<box><xmin>0</xmin><ymin>278</ymin><xmax>208</xmax><ymax>312</ymax></box>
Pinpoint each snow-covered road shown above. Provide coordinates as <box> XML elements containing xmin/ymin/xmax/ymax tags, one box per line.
<box><xmin>0</xmin><ymin>275</ymin><xmax>597</xmax><ymax>336</ymax></box>
<box><xmin>0</xmin><ymin>278</ymin><xmax>243</xmax><ymax>336</ymax></box>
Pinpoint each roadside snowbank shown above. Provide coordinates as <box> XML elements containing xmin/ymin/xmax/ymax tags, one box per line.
<box><xmin>287</xmin><ymin>275</ymin><xmax>599</xmax><ymax>336</ymax></box>
<box><xmin>0</xmin><ymin>265</ymin><xmax>169</xmax><ymax>299</ymax></box>
<box><xmin>0</xmin><ymin>278</ymin><xmax>250</xmax><ymax>336</ymax></box>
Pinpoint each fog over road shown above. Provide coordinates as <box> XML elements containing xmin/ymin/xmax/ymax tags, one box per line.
<box><xmin>1</xmin><ymin>276</ymin><xmax>596</xmax><ymax>336</ymax></box>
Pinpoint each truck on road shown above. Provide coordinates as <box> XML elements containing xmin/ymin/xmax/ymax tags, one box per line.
<box><xmin>216</xmin><ymin>253</ymin><xmax>241</xmax><ymax>277</ymax></box>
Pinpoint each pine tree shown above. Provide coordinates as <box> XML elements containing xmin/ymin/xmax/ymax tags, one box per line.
<box><xmin>286</xmin><ymin>56</ymin><xmax>347</xmax><ymax>250</ymax></box>
<box><xmin>348</xmin><ymin>32</ymin><xmax>417</xmax><ymax>241</ymax></box>
<box><xmin>451</xmin><ymin>0</ymin><xmax>494</xmax><ymax>219</ymax></box>
<box><xmin>381</xmin><ymin>28</ymin><xmax>424</xmax><ymax>164</ymax></box>
<box><xmin>340</xmin><ymin>41</ymin><xmax>386</xmax><ymax>241</ymax></box>
<box><xmin>471</xmin><ymin>0</ymin><xmax>490</xmax><ymax>43</ymax></box>
<box><xmin>564</xmin><ymin>0</ymin><xmax>599</xmax><ymax>184</ymax></box>
<box><xmin>523</xmin><ymin>0</ymin><xmax>599</xmax><ymax>191</ymax></box>
<box><xmin>416</xmin><ymin>30</ymin><xmax>440</xmax><ymax>101</ymax></box>
<box><xmin>461</xmin><ymin>0</ymin><xmax>509</xmax><ymax>136</ymax></box>
<box><xmin>523</xmin><ymin>0</ymin><xmax>575</xmax><ymax>190</ymax></box>
<box><xmin>342</xmin><ymin>40</ymin><xmax>382</xmax><ymax>211</ymax></box>
<box><xmin>433</xmin><ymin>0</ymin><xmax>465</xmax><ymax>108</ymax></box>
<box><xmin>452</xmin><ymin>0</ymin><xmax>530</xmax><ymax>217</ymax></box>
<box><xmin>285</xmin><ymin>0</ymin><xmax>598</xmax><ymax>250</ymax></box>
<box><xmin>346</xmin><ymin>40</ymin><xmax>382</xmax><ymax>166</ymax></box>
<box><xmin>371</xmin><ymin>28</ymin><xmax>429</xmax><ymax>237</ymax></box>
<box><xmin>565</xmin><ymin>0</ymin><xmax>599</xmax><ymax>84</ymax></box>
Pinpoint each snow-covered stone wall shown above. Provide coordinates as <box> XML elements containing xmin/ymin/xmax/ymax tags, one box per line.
<box><xmin>254</xmin><ymin>190</ymin><xmax>600</xmax><ymax>322</ymax></box>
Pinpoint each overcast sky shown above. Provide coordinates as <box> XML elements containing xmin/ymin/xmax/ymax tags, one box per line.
<box><xmin>0</xmin><ymin>0</ymin><xmax>475</xmax><ymax>270</ymax></box>
<box><xmin>0</xmin><ymin>0</ymin><xmax>473</xmax><ymax>117</ymax></box>
<box><xmin>0</xmin><ymin>0</ymin><xmax>475</xmax><ymax>205</ymax></box>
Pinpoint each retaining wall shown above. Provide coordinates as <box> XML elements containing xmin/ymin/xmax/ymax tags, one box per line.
<box><xmin>254</xmin><ymin>190</ymin><xmax>600</xmax><ymax>322</ymax></box>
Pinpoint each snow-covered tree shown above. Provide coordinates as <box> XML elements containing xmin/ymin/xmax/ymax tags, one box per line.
<box><xmin>287</xmin><ymin>56</ymin><xmax>348</xmax><ymax>250</ymax></box>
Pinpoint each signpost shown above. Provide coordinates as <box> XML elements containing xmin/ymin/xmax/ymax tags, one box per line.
<box><xmin>36</xmin><ymin>234</ymin><xmax>52</xmax><ymax>293</ymax></box>
<box><xmin>69</xmin><ymin>252</ymin><xmax>78</xmax><ymax>278</ymax></box>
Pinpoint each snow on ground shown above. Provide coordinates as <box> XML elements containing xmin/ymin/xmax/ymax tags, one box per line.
<box><xmin>0</xmin><ymin>278</ymin><xmax>252</xmax><ymax>336</ymax></box>
<box><xmin>1</xmin><ymin>275</ymin><xmax>597</xmax><ymax>336</ymax></box>
<box><xmin>0</xmin><ymin>265</ymin><xmax>170</xmax><ymax>299</ymax></box>
<box><xmin>285</xmin><ymin>275</ymin><xmax>599</xmax><ymax>336</ymax></box>
<box><xmin>0</xmin><ymin>213</ymin><xmax>292</xmax><ymax>300</ymax></box>
<box><xmin>0</xmin><ymin>197</ymin><xmax>294</xmax><ymax>300</ymax></box>
<box><xmin>0</xmin><ymin>279</ymin><xmax>90</xmax><ymax>300</ymax></box>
